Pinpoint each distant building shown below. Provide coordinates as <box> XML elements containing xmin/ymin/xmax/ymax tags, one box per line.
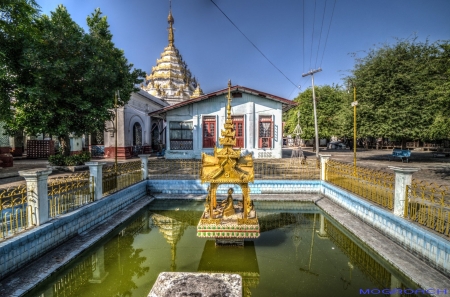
<box><xmin>149</xmin><ymin>84</ymin><xmax>297</xmax><ymax>159</ymax></box>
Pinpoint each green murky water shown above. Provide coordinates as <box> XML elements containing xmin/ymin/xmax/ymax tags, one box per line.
<box><xmin>25</xmin><ymin>200</ymin><xmax>420</xmax><ymax>297</ymax></box>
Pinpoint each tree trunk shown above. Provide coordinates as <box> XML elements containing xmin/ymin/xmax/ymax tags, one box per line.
<box><xmin>58</xmin><ymin>135</ymin><xmax>71</xmax><ymax>156</ymax></box>
<box><xmin>401</xmin><ymin>138</ymin><xmax>407</xmax><ymax>150</ymax></box>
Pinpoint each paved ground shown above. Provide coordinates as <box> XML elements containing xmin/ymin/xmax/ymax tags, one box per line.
<box><xmin>300</xmin><ymin>147</ymin><xmax>450</xmax><ymax>187</ymax></box>
<box><xmin>1</xmin><ymin>148</ymin><xmax>449</xmax><ymax>188</ymax></box>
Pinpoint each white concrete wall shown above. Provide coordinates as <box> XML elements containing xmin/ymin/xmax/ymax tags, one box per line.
<box><xmin>164</xmin><ymin>93</ymin><xmax>283</xmax><ymax>159</ymax></box>
<box><xmin>104</xmin><ymin>92</ymin><xmax>167</xmax><ymax>149</ymax></box>
<box><xmin>69</xmin><ymin>136</ymin><xmax>83</xmax><ymax>152</ymax></box>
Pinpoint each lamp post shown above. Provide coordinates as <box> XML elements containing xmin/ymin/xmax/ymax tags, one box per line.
<box><xmin>348</xmin><ymin>81</ymin><xmax>357</xmax><ymax>174</ymax></box>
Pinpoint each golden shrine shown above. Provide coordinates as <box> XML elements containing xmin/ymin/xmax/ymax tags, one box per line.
<box><xmin>197</xmin><ymin>81</ymin><xmax>260</xmax><ymax>244</ymax></box>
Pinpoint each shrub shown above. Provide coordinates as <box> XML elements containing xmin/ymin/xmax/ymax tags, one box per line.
<box><xmin>48</xmin><ymin>151</ymin><xmax>91</xmax><ymax>166</ymax></box>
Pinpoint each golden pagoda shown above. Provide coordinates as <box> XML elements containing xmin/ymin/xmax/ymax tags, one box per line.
<box><xmin>197</xmin><ymin>81</ymin><xmax>259</xmax><ymax>245</ymax></box>
<box><xmin>141</xmin><ymin>5</ymin><xmax>203</xmax><ymax>104</ymax></box>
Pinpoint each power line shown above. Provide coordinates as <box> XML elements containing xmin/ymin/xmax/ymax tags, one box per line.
<box><xmin>210</xmin><ymin>0</ymin><xmax>300</xmax><ymax>90</ymax></box>
<box><xmin>302</xmin><ymin>0</ymin><xmax>305</xmax><ymax>73</ymax></box>
<box><xmin>315</xmin><ymin>0</ymin><xmax>328</xmax><ymax>68</ymax></box>
<box><xmin>320</xmin><ymin>0</ymin><xmax>337</xmax><ymax>67</ymax></box>
<box><xmin>309</xmin><ymin>0</ymin><xmax>317</xmax><ymax>70</ymax></box>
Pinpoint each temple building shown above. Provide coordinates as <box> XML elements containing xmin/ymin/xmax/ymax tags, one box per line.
<box><xmin>149</xmin><ymin>83</ymin><xmax>297</xmax><ymax>159</ymax></box>
<box><xmin>140</xmin><ymin>8</ymin><xmax>203</xmax><ymax>105</ymax></box>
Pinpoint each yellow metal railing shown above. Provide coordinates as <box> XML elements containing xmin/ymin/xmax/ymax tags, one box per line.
<box><xmin>147</xmin><ymin>159</ymin><xmax>202</xmax><ymax>180</ymax></box>
<box><xmin>102</xmin><ymin>161</ymin><xmax>143</xmax><ymax>195</ymax></box>
<box><xmin>325</xmin><ymin>160</ymin><xmax>394</xmax><ymax>210</ymax></box>
<box><xmin>405</xmin><ymin>180</ymin><xmax>450</xmax><ymax>237</ymax></box>
<box><xmin>147</xmin><ymin>159</ymin><xmax>320</xmax><ymax>180</ymax></box>
<box><xmin>48</xmin><ymin>172</ymin><xmax>94</xmax><ymax>218</ymax></box>
<box><xmin>254</xmin><ymin>159</ymin><xmax>320</xmax><ymax>180</ymax></box>
<box><xmin>0</xmin><ymin>184</ymin><xmax>33</xmax><ymax>239</ymax></box>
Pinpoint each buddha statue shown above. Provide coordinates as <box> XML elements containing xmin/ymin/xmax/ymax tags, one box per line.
<box><xmin>222</xmin><ymin>188</ymin><xmax>235</xmax><ymax>217</ymax></box>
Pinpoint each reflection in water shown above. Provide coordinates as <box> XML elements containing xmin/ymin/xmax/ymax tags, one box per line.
<box><xmin>198</xmin><ymin>240</ymin><xmax>260</xmax><ymax>297</ymax></box>
<box><xmin>324</xmin><ymin>219</ymin><xmax>391</xmax><ymax>289</ymax></box>
<box><xmin>150</xmin><ymin>213</ymin><xmax>188</xmax><ymax>271</ymax></box>
<box><xmin>36</xmin><ymin>213</ymin><xmax>150</xmax><ymax>297</ymax></box>
<box><xmin>25</xmin><ymin>202</ymin><xmax>420</xmax><ymax>297</ymax></box>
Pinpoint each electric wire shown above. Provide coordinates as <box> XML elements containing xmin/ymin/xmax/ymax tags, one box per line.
<box><xmin>309</xmin><ymin>0</ymin><xmax>317</xmax><ymax>70</ymax></box>
<box><xmin>302</xmin><ymin>0</ymin><xmax>305</xmax><ymax>73</ymax></box>
<box><xmin>320</xmin><ymin>0</ymin><xmax>337</xmax><ymax>67</ymax></box>
<box><xmin>210</xmin><ymin>0</ymin><xmax>300</xmax><ymax>90</ymax></box>
<box><xmin>315</xmin><ymin>0</ymin><xmax>328</xmax><ymax>69</ymax></box>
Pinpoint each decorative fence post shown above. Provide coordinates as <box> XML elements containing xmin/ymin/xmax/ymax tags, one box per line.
<box><xmin>85</xmin><ymin>162</ymin><xmax>106</xmax><ymax>201</ymax></box>
<box><xmin>319</xmin><ymin>154</ymin><xmax>331</xmax><ymax>180</ymax></box>
<box><xmin>18</xmin><ymin>168</ymin><xmax>52</xmax><ymax>226</ymax></box>
<box><xmin>138</xmin><ymin>154</ymin><xmax>150</xmax><ymax>180</ymax></box>
<box><xmin>388</xmin><ymin>166</ymin><xmax>419</xmax><ymax>217</ymax></box>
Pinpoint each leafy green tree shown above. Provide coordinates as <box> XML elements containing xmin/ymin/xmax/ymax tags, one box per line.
<box><xmin>0</xmin><ymin>0</ymin><xmax>40</xmax><ymax>122</ymax></box>
<box><xmin>348</xmin><ymin>38</ymin><xmax>450</xmax><ymax>146</ymax></box>
<box><xmin>5</xmin><ymin>5</ymin><xmax>144</xmax><ymax>155</ymax></box>
<box><xmin>284</xmin><ymin>84</ymin><xmax>349</xmax><ymax>141</ymax></box>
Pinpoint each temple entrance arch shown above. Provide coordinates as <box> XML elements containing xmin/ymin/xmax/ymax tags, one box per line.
<box><xmin>132</xmin><ymin>122</ymin><xmax>142</xmax><ymax>146</ymax></box>
<box><xmin>151</xmin><ymin>123</ymin><xmax>160</xmax><ymax>149</ymax></box>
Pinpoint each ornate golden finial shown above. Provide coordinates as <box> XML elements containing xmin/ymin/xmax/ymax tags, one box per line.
<box><xmin>226</xmin><ymin>80</ymin><xmax>232</xmax><ymax>122</ymax></box>
<box><xmin>190</xmin><ymin>83</ymin><xmax>204</xmax><ymax>98</ymax></box>
<box><xmin>168</xmin><ymin>0</ymin><xmax>174</xmax><ymax>46</ymax></box>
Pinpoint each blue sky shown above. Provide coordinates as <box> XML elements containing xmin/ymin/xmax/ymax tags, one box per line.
<box><xmin>37</xmin><ymin>0</ymin><xmax>450</xmax><ymax>100</ymax></box>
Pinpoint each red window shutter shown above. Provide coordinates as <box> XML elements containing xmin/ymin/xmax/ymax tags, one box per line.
<box><xmin>259</xmin><ymin>116</ymin><xmax>273</xmax><ymax>148</ymax></box>
<box><xmin>203</xmin><ymin>117</ymin><xmax>216</xmax><ymax>148</ymax></box>
<box><xmin>232</xmin><ymin>116</ymin><xmax>244</xmax><ymax>148</ymax></box>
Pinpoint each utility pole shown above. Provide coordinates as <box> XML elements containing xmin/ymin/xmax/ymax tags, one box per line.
<box><xmin>302</xmin><ymin>68</ymin><xmax>322</xmax><ymax>158</ymax></box>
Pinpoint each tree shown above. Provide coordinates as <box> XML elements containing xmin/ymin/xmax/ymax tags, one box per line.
<box><xmin>5</xmin><ymin>5</ymin><xmax>144</xmax><ymax>155</ymax></box>
<box><xmin>284</xmin><ymin>84</ymin><xmax>349</xmax><ymax>141</ymax></box>
<box><xmin>348</xmin><ymin>38</ymin><xmax>450</xmax><ymax>146</ymax></box>
<box><xmin>0</xmin><ymin>0</ymin><xmax>40</xmax><ymax>122</ymax></box>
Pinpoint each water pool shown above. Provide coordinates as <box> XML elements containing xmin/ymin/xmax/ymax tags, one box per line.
<box><xmin>25</xmin><ymin>200</ymin><xmax>421</xmax><ymax>297</ymax></box>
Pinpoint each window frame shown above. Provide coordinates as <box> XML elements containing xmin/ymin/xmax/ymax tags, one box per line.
<box><xmin>202</xmin><ymin>116</ymin><xmax>216</xmax><ymax>148</ymax></box>
<box><xmin>258</xmin><ymin>116</ymin><xmax>273</xmax><ymax>149</ymax></box>
<box><xmin>169</xmin><ymin>121</ymin><xmax>193</xmax><ymax>150</ymax></box>
<box><xmin>232</xmin><ymin>116</ymin><xmax>245</xmax><ymax>148</ymax></box>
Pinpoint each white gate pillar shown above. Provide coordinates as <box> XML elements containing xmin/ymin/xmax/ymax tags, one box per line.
<box><xmin>85</xmin><ymin>162</ymin><xmax>106</xmax><ymax>201</ymax></box>
<box><xmin>19</xmin><ymin>169</ymin><xmax>52</xmax><ymax>226</ymax></box>
<box><xmin>319</xmin><ymin>154</ymin><xmax>331</xmax><ymax>180</ymax></box>
<box><xmin>388</xmin><ymin>166</ymin><xmax>419</xmax><ymax>217</ymax></box>
<box><xmin>139</xmin><ymin>154</ymin><xmax>151</xmax><ymax>180</ymax></box>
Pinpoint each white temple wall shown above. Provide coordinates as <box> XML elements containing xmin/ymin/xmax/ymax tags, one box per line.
<box><xmin>164</xmin><ymin>93</ymin><xmax>283</xmax><ymax>159</ymax></box>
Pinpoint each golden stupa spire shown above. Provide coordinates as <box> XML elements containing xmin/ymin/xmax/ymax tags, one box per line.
<box><xmin>168</xmin><ymin>0</ymin><xmax>174</xmax><ymax>46</ymax></box>
<box><xmin>226</xmin><ymin>80</ymin><xmax>232</xmax><ymax>122</ymax></box>
<box><xmin>219</xmin><ymin>80</ymin><xmax>236</xmax><ymax>148</ymax></box>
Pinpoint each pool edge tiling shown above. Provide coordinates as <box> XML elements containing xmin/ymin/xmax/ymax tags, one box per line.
<box><xmin>316</xmin><ymin>198</ymin><xmax>450</xmax><ymax>292</ymax></box>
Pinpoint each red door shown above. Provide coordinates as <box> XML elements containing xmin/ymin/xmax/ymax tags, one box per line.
<box><xmin>203</xmin><ymin>118</ymin><xmax>216</xmax><ymax>148</ymax></box>
<box><xmin>232</xmin><ymin>116</ymin><xmax>244</xmax><ymax>148</ymax></box>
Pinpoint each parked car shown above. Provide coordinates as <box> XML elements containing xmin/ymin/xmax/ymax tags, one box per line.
<box><xmin>327</xmin><ymin>141</ymin><xmax>347</xmax><ymax>149</ymax></box>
